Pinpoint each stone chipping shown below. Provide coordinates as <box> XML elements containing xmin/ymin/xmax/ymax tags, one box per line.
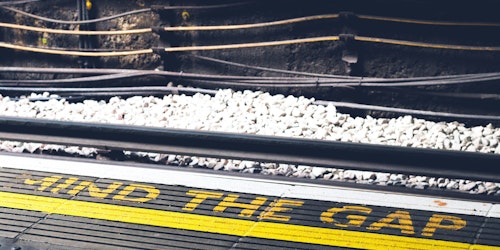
<box><xmin>0</xmin><ymin>89</ymin><xmax>499</xmax><ymax>195</ymax></box>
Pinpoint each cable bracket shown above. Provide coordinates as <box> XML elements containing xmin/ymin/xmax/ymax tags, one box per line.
<box><xmin>339</xmin><ymin>33</ymin><xmax>359</xmax><ymax>75</ymax></box>
<box><xmin>151</xmin><ymin>26</ymin><xmax>164</xmax><ymax>34</ymax></box>
<box><xmin>339</xmin><ymin>11</ymin><xmax>357</xmax><ymax>21</ymax></box>
<box><xmin>151</xmin><ymin>5</ymin><xmax>174</xmax><ymax>12</ymax></box>
<box><xmin>339</xmin><ymin>33</ymin><xmax>356</xmax><ymax>43</ymax></box>
<box><xmin>152</xmin><ymin>47</ymin><xmax>167</xmax><ymax>55</ymax></box>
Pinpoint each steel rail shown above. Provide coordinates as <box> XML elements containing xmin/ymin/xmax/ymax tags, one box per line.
<box><xmin>0</xmin><ymin>116</ymin><xmax>498</xmax><ymax>182</ymax></box>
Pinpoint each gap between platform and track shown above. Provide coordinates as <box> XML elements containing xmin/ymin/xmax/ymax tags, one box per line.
<box><xmin>0</xmin><ymin>153</ymin><xmax>499</xmax><ymax>250</ymax></box>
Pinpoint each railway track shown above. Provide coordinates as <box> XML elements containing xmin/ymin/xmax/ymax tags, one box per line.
<box><xmin>0</xmin><ymin>116</ymin><xmax>499</xmax><ymax>183</ymax></box>
<box><xmin>0</xmin><ymin>1</ymin><xmax>499</xmax><ymax>249</ymax></box>
<box><xmin>0</xmin><ymin>115</ymin><xmax>499</xmax><ymax>249</ymax></box>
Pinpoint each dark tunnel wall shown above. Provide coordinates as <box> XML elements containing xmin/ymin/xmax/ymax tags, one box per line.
<box><xmin>0</xmin><ymin>0</ymin><xmax>499</xmax><ymax>121</ymax></box>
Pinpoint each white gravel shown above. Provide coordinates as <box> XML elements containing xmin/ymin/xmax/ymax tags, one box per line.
<box><xmin>0</xmin><ymin>90</ymin><xmax>499</xmax><ymax>194</ymax></box>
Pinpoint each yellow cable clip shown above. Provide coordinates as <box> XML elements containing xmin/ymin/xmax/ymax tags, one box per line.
<box><xmin>181</xmin><ymin>11</ymin><xmax>190</xmax><ymax>21</ymax></box>
<box><xmin>86</xmin><ymin>0</ymin><xmax>92</xmax><ymax>11</ymax></box>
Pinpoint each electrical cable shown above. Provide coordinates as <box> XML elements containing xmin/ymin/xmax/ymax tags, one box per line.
<box><xmin>162</xmin><ymin>14</ymin><xmax>339</xmax><ymax>31</ymax></box>
<box><xmin>77</xmin><ymin>0</ymin><xmax>96</xmax><ymax>68</ymax></box>
<box><xmin>0</xmin><ymin>22</ymin><xmax>152</xmax><ymax>35</ymax></box>
<box><xmin>0</xmin><ymin>66</ymin><xmax>294</xmax><ymax>80</ymax></box>
<box><xmin>0</xmin><ymin>73</ymin><xmax>444</xmax><ymax>87</ymax></box>
<box><xmin>356</xmin><ymin>72</ymin><xmax>500</xmax><ymax>83</ymax></box>
<box><xmin>0</xmin><ymin>37</ymin><xmax>341</xmax><ymax>56</ymax></box>
<box><xmin>158</xmin><ymin>14</ymin><xmax>500</xmax><ymax>32</ymax></box>
<box><xmin>0</xmin><ymin>42</ymin><xmax>153</xmax><ymax>56</ymax></box>
<box><xmin>180</xmin><ymin>69</ymin><xmax>500</xmax><ymax>86</ymax></box>
<box><xmin>164</xmin><ymin>77</ymin><xmax>318</xmax><ymax>88</ymax></box>
<box><xmin>421</xmin><ymin>92</ymin><xmax>500</xmax><ymax>100</ymax></box>
<box><xmin>0</xmin><ymin>6</ymin><xmax>151</xmax><ymax>24</ymax></box>
<box><xmin>240</xmin><ymin>76</ymin><xmax>500</xmax><ymax>87</ymax></box>
<box><xmin>1</xmin><ymin>67</ymin><xmax>364</xmax><ymax>87</ymax></box>
<box><xmin>180</xmin><ymin>75</ymin><xmax>500</xmax><ymax>88</ymax></box>
<box><xmin>1</xmin><ymin>4</ymin><xmax>497</xmax><ymax>28</ymax></box>
<box><xmin>1</xmin><ymin>66</ymin><xmax>500</xmax><ymax>87</ymax></box>
<box><xmin>0</xmin><ymin>2</ymin><xmax>252</xmax><ymax>24</ymax></box>
<box><xmin>357</xmin><ymin>14</ymin><xmax>500</xmax><ymax>27</ymax></box>
<box><xmin>1</xmin><ymin>82</ymin><xmax>495</xmax><ymax>121</ymax></box>
<box><xmin>379</xmin><ymin>88</ymin><xmax>500</xmax><ymax>100</ymax></box>
<box><xmin>163</xmin><ymin>36</ymin><xmax>500</xmax><ymax>53</ymax></box>
<box><xmin>4</xmin><ymin>80</ymin><xmax>497</xmax><ymax>104</ymax></box>
<box><xmin>0</xmin><ymin>72</ymin><xmax>153</xmax><ymax>86</ymax></box>
<box><xmin>164</xmin><ymin>36</ymin><xmax>341</xmax><ymax>52</ymax></box>
<box><xmin>1</xmin><ymin>30</ymin><xmax>498</xmax><ymax>58</ymax></box>
<box><xmin>0</xmin><ymin>66</ymin><xmax>378</xmax><ymax>85</ymax></box>
<box><xmin>185</xmin><ymin>67</ymin><xmax>500</xmax><ymax>85</ymax></box>
<box><xmin>190</xmin><ymin>54</ymin><xmax>360</xmax><ymax>79</ymax></box>
<box><xmin>0</xmin><ymin>65</ymin><xmax>487</xmax><ymax>81</ymax></box>
<box><xmin>358</xmin><ymin>74</ymin><xmax>500</xmax><ymax>87</ymax></box>
<box><xmin>246</xmin><ymin>73</ymin><xmax>500</xmax><ymax>86</ymax></box>
<box><xmin>151</xmin><ymin>2</ymin><xmax>252</xmax><ymax>10</ymax></box>
<box><xmin>165</xmin><ymin>36</ymin><xmax>500</xmax><ymax>52</ymax></box>
<box><xmin>0</xmin><ymin>0</ymin><xmax>38</xmax><ymax>6</ymax></box>
<box><xmin>0</xmin><ymin>72</ymin><xmax>345</xmax><ymax>88</ymax></box>
<box><xmin>355</xmin><ymin>36</ymin><xmax>500</xmax><ymax>51</ymax></box>
<box><xmin>0</xmin><ymin>86</ymin><xmax>219</xmax><ymax>96</ymax></box>
<box><xmin>3</xmin><ymin>23</ymin><xmax>498</xmax><ymax>51</ymax></box>
<box><xmin>37</xmin><ymin>46</ymin><xmax>145</xmax><ymax>52</ymax></box>
<box><xmin>190</xmin><ymin>55</ymin><xmax>500</xmax><ymax>83</ymax></box>
<box><xmin>313</xmin><ymin>100</ymin><xmax>500</xmax><ymax>121</ymax></box>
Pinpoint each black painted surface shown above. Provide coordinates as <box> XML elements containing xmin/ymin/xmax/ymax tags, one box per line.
<box><xmin>1</xmin><ymin>166</ymin><xmax>498</xmax><ymax>249</ymax></box>
<box><xmin>0</xmin><ymin>116</ymin><xmax>499</xmax><ymax>181</ymax></box>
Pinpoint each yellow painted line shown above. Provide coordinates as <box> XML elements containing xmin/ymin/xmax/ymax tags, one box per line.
<box><xmin>0</xmin><ymin>191</ymin><xmax>497</xmax><ymax>250</ymax></box>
